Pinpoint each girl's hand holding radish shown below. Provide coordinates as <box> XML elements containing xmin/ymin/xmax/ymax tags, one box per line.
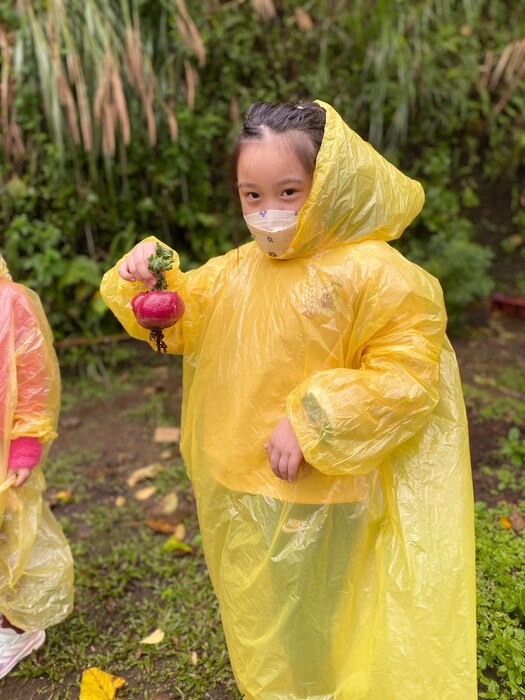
<box><xmin>119</xmin><ymin>242</ymin><xmax>185</xmax><ymax>353</ymax></box>
<box><xmin>118</xmin><ymin>241</ymin><xmax>158</xmax><ymax>290</ymax></box>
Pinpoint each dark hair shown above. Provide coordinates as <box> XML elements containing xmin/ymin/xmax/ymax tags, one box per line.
<box><xmin>231</xmin><ymin>101</ymin><xmax>326</xmax><ymax>183</ymax></box>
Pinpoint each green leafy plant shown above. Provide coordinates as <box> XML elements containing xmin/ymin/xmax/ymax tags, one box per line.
<box><xmin>477</xmin><ymin>428</ymin><xmax>525</xmax><ymax>497</ymax></box>
<box><xmin>462</xmin><ymin>384</ymin><xmax>525</xmax><ymax>427</ymax></box>
<box><xmin>146</xmin><ymin>244</ymin><xmax>174</xmax><ymax>290</ymax></box>
<box><xmin>404</xmin><ymin>229</ymin><xmax>494</xmax><ymax>332</ymax></box>
<box><xmin>476</xmin><ymin>502</ymin><xmax>525</xmax><ymax>699</ymax></box>
<box><xmin>499</xmin><ymin>427</ymin><xmax>525</xmax><ymax>467</ymax></box>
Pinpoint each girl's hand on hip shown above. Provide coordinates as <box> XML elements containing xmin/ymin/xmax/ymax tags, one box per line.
<box><xmin>265</xmin><ymin>417</ymin><xmax>303</xmax><ymax>483</ymax></box>
<box><xmin>118</xmin><ymin>242</ymin><xmax>158</xmax><ymax>290</ymax></box>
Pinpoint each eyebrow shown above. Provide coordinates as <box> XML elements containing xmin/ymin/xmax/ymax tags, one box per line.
<box><xmin>238</xmin><ymin>178</ymin><xmax>306</xmax><ymax>189</ymax></box>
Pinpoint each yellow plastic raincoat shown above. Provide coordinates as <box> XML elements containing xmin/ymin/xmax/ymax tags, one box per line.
<box><xmin>0</xmin><ymin>255</ymin><xmax>74</xmax><ymax>631</ymax></box>
<box><xmin>101</xmin><ymin>101</ymin><xmax>477</xmax><ymax>699</ymax></box>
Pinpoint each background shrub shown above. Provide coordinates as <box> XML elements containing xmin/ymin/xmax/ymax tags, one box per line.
<box><xmin>1</xmin><ymin>1</ymin><xmax>524</xmax><ymax>347</ymax></box>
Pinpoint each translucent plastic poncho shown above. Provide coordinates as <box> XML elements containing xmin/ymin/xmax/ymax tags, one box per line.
<box><xmin>0</xmin><ymin>256</ymin><xmax>74</xmax><ymax>631</ymax></box>
<box><xmin>101</xmin><ymin>101</ymin><xmax>477</xmax><ymax>699</ymax></box>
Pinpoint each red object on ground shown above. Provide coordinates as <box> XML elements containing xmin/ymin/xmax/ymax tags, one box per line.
<box><xmin>491</xmin><ymin>293</ymin><xmax>525</xmax><ymax>320</ymax></box>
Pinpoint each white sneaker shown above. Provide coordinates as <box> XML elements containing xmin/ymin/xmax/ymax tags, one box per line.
<box><xmin>0</xmin><ymin>627</ymin><xmax>46</xmax><ymax>678</ymax></box>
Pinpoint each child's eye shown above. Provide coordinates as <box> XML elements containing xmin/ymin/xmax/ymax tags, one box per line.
<box><xmin>246</xmin><ymin>192</ymin><xmax>260</xmax><ymax>201</ymax></box>
<box><xmin>282</xmin><ymin>188</ymin><xmax>297</xmax><ymax>197</ymax></box>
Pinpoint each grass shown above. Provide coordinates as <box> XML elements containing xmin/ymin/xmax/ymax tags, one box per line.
<box><xmin>120</xmin><ymin>393</ymin><xmax>172</xmax><ymax>424</ymax></box>
<box><xmin>463</xmin><ymin>384</ymin><xmax>525</xmax><ymax>426</ymax></box>
<box><xmin>477</xmin><ymin>427</ymin><xmax>525</xmax><ymax>497</ymax></box>
<box><xmin>494</xmin><ymin>367</ymin><xmax>525</xmax><ymax>397</ymax></box>
<box><xmin>5</xmin><ymin>463</ymin><xmax>241</xmax><ymax>699</ymax></box>
<box><xmin>476</xmin><ymin>502</ymin><xmax>525</xmax><ymax>699</ymax></box>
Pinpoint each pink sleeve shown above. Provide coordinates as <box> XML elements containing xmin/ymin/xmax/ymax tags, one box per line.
<box><xmin>8</xmin><ymin>437</ymin><xmax>43</xmax><ymax>471</ymax></box>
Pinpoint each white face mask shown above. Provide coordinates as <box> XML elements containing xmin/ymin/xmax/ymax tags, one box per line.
<box><xmin>244</xmin><ymin>210</ymin><xmax>298</xmax><ymax>258</ymax></box>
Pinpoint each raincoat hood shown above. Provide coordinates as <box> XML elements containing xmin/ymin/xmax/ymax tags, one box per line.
<box><xmin>283</xmin><ymin>100</ymin><xmax>424</xmax><ymax>259</ymax></box>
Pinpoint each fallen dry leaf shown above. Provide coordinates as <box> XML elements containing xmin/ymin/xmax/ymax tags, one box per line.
<box><xmin>157</xmin><ymin>492</ymin><xmax>179</xmax><ymax>515</ymax></box>
<box><xmin>174</xmin><ymin>523</ymin><xmax>186</xmax><ymax>541</ymax></box>
<box><xmin>115</xmin><ymin>496</ymin><xmax>126</xmax><ymax>508</ymax></box>
<box><xmin>89</xmin><ymin>467</ymin><xmax>110</xmax><ymax>480</ymax></box>
<box><xmin>127</xmin><ymin>463</ymin><xmax>164</xmax><ymax>488</ymax></box>
<box><xmin>146</xmin><ymin>518</ymin><xmax>177</xmax><ymax>535</ymax></box>
<box><xmin>510</xmin><ymin>508</ymin><xmax>525</xmax><ymax>533</ymax></box>
<box><xmin>140</xmin><ymin>628</ymin><xmax>165</xmax><ymax>645</ymax></box>
<box><xmin>79</xmin><ymin>667</ymin><xmax>126</xmax><ymax>699</ymax></box>
<box><xmin>473</xmin><ymin>374</ymin><xmax>496</xmax><ymax>388</ymax></box>
<box><xmin>46</xmin><ymin>489</ymin><xmax>74</xmax><ymax>508</ymax></box>
<box><xmin>500</xmin><ymin>515</ymin><xmax>513</xmax><ymax>530</ymax></box>
<box><xmin>191</xmin><ymin>651</ymin><xmax>198</xmax><ymax>665</ymax></box>
<box><xmin>134</xmin><ymin>486</ymin><xmax>157</xmax><ymax>501</ymax></box>
<box><xmin>56</xmin><ymin>490</ymin><xmax>74</xmax><ymax>504</ymax></box>
<box><xmin>153</xmin><ymin>426</ymin><xmax>181</xmax><ymax>444</ymax></box>
<box><xmin>61</xmin><ymin>416</ymin><xmax>81</xmax><ymax>429</ymax></box>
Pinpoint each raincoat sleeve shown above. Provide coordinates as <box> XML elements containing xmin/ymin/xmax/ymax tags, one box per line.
<box><xmin>287</xmin><ymin>257</ymin><xmax>447</xmax><ymax>476</ymax></box>
<box><xmin>10</xmin><ymin>287</ymin><xmax>59</xmax><ymax>448</ymax></box>
<box><xmin>100</xmin><ymin>236</ymin><xmax>224</xmax><ymax>356</ymax></box>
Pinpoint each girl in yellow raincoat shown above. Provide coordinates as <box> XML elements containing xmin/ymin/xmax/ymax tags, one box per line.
<box><xmin>0</xmin><ymin>255</ymin><xmax>74</xmax><ymax>678</ymax></box>
<box><xmin>101</xmin><ymin>101</ymin><xmax>477</xmax><ymax>699</ymax></box>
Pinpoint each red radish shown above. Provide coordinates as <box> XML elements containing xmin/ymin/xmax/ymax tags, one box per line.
<box><xmin>132</xmin><ymin>291</ymin><xmax>184</xmax><ymax>352</ymax></box>
<box><xmin>131</xmin><ymin>243</ymin><xmax>185</xmax><ymax>353</ymax></box>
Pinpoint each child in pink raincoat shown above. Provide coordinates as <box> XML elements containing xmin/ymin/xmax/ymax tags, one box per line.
<box><xmin>0</xmin><ymin>254</ymin><xmax>74</xmax><ymax>679</ymax></box>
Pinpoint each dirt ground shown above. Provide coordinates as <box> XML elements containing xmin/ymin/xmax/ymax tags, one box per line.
<box><xmin>452</xmin><ymin>312</ymin><xmax>525</xmax><ymax>504</ymax></box>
